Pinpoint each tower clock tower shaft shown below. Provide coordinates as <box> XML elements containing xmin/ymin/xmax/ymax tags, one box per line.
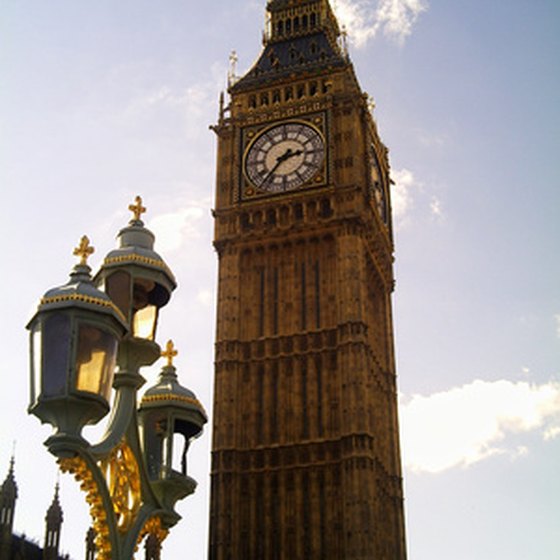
<box><xmin>209</xmin><ymin>1</ymin><xmax>406</xmax><ymax>558</ymax></box>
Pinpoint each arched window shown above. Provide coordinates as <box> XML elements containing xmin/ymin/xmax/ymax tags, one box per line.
<box><xmin>241</xmin><ymin>212</ymin><xmax>251</xmax><ymax>231</ymax></box>
<box><xmin>266</xmin><ymin>208</ymin><xmax>277</xmax><ymax>225</ymax></box>
<box><xmin>319</xmin><ymin>198</ymin><xmax>333</xmax><ymax>218</ymax></box>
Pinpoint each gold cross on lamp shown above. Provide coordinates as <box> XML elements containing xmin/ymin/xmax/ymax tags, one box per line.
<box><xmin>129</xmin><ymin>195</ymin><xmax>147</xmax><ymax>222</ymax></box>
<box><xmin>73</xmin><ymin>236</ymin><xmax>95</xmax><ymax>266</ymax></box>
<box><xmin>162</xmin><ymin>340</ymin><xmax>178</xmax><ymax>367</ymax></box>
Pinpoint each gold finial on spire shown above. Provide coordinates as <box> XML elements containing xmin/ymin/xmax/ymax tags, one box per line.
<box><xmin>73</xmin><ymin>236</ymin><xmax>94</xmax><ymax>266</ymax></box>
<box><xmin>228</xmin><ymin>50</ymin><xmax>239</xmax><ymax>88</ymax></box>
<box><xmin>128</xmin><ymin>195</ymin><xmax>147</xmax><ymax>222</ymax></box>
<box><xmin>341</xmin><ymin>24</ymin><xmax>349</xmax><ymax>58</ymax></box>
<box><xmin>161</xmin><ymin>340</ymin><xmax>178</xmax><ymax>367</ymax></box>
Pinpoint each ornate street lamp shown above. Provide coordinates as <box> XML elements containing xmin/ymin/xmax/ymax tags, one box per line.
<box><xmin>139</xmin><ymin>341</ymin><xmax>207</xmax><ymax>525</ymax></box>
<box><xmin>27</xmin><ymin>236</ymin><xmax>128</xmax><ymax>447</ymax></box>
<box><xmin>27</xmin><ymin>198</ymin><xmax>206</xmax><ymax>560</ymax></box>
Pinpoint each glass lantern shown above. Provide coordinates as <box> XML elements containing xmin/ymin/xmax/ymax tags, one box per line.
<box><xmin>95</xmin><ymin>197</ymin><xmax>176</xmax><ymax>352</ymax></box>
<box><xmin>138</xmin><ymin>341</ymin><xmax>207</xmax><ymax>513</ymax></box>
<box><xmin>28</xmin><ymin>237</ymin><xmax>128</xmax><ymax>444</ymax></box>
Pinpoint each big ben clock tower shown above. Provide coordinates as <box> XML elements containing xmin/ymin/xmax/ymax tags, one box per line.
<box><xmin>209</xmin><ymin>1</ymin><xmax>406</xmax><ymax>558</ymax></box>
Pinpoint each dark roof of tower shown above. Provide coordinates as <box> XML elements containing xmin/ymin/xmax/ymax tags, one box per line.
<box><xmin>231</xmin><ymin>32</ymin><xmax>346</xmax><ymax>92</ymax></box>
<box><xmin>45</xmin><ymin>484</ymin><xmax>63</xmax><ymax>526</ymax></box>
<box><xmin>268</xmin><ymin>0</ymin><xmax>316</xmax><ymax>8</ymax></box>
<box><xmin>11</xmin><ymin>535</ymin><xmax>43</xmax><ymax>560</ymax></box>
<box><xmin>0</xmin><ymin>457</ymin><xmax>18</xmax><ymax>503</ymax></box>
<box><xmin>10</xmin><ymin>535</ymin><xmax>71</xmax><ymax>559</ymax></box>
<box><xmin>230</xmin><ymin>0</ymin><xmax>347</xmax><ymax>93</ymax></box>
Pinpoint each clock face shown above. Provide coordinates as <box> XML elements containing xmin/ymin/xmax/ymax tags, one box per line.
<box><xmin>369</xmin><ymin>144</ymin><xmax>387</xmax><ymax>224</ymax></box>
<box><xmin>244</xmin><ymin>122</ymin><xmax>325</xmax><ymax>193</ymax></box>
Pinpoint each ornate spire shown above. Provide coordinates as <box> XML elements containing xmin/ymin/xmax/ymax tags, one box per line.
<box><xmin>85</xmin><ymin>527</ymin><xmax>96</xmax><ymax>560</ymax></box>
<box><xmin>0</xmin><ymin>455</ymin><xmax>17</xmax><ymax>507</ymax></box>
<box><xmin>228</xmin><ymin>51</ymin><xmax>239</xmax><ymax>88</ymax></box>
<box><xmin>43</xmin><ymin>483</ymin><xmax>63</xmax><ymax>560</ymax></box>
<box><xmin>45</xmin><ymin>483</ymin><xmax>63</xmax><ymax>527</ymax></box>
<box><xmin>0</xmin><ymin>455</ymin><xmax>18</xmax><ymax>557</ymax></box>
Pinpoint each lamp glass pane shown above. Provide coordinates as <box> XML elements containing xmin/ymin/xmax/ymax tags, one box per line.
<box><xmin>132</xmin><ymin>305</ymin><xmax>157</xmax><ymax>340</ymax></box>
<box><xmin>106</xmin><ymin>271</ymin><xmax>131</xmax><ymax>317</ymax></box>
<box><xmin>43</xmin><ymin>314</ymin><xmax>71</xmax><ymax>397</ymax></box>
<box><xmin>30</xmin><ymin>326</ymin><xmax>42</xmax><ymax>404</ymax></box>
<box><xmin>76</xmin><ymin>325</ymin><xmax>118</xmax><ymax>401</ymax></box>
<box><xmin>141</xmin><ymin>412</ymin><xmax>165</xmax><ymax>480</ymax></box>
<box><xmin>172</xmin><ymin>432</ymin><xmax>189</xmax><ymax>475</ymax></box>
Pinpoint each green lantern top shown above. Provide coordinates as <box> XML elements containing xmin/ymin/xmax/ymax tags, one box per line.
<box><xmin>35</xmin><ymin>236</ymin><xmax>127</xmax><ymax>328</ymax></box>
<box><xmin>95</xmin><ymin>196</ymin><xmax>177</xmax><ymax>312</ymax></box>
<box><xmin>140</xmin><ymin>341</ymin><xmax>207</xmax><ymax>433</ymax></box>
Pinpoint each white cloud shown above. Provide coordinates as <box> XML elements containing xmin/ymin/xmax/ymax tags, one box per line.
<box><xmin>334</xmin><ymin>0</ymin><xmax>377</xmax><ymax>47</ymax></box>
<box><xmin>390</xmin><ymin>170</ymin><xmax>447</xmax><ymax>226</ymax></box>
<box><xmin>544</xmin><ymin>426</ymin><xmax>560</xmax><ymax>441</ymax></box>
<box><xmin>121</xmin><ymin>61</ymin><xmax>226</xmax><ymax>142</ymax></box>
<box><xmin>148</xmin><ymin>205</ymin><xmax>206</xmax><ymax>253</ymax></box>
<box><xmin>334</xmin><ymin>0</ymin><xmax>428</xmax><ymax>47</ymax></box>
<box><xmin>430</xmin><ymin>196</ymin><xmax>443</xmax><ymax>219</ymax></box>
<box><xmin>390</xmin><ymin>168</ymin><xmax>418</xmax><ymax>225</ymax></box>
<box><xmin>400</xmin><ymin>379</ymin><xmax>560</xmax><ymax>474</ymax></box>
<box><xmin>416</xmin><ymin>129</ymin><xmax>447</xmax><ymax>148</ymax></box>
<box><xmin>124</xmin><ymin>82</ymin><xmax>215</xmax><ymax>141</ymax></box>
<box><xmin>375</xmin><ymin>0</ymin><xmax>428</xmax><ymax>44</ymax></box>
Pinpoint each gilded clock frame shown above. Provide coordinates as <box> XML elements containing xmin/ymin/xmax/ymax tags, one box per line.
<box><xmin>239</xmin><ymin>112</ymin><xmax>329</xmax><ymax>201</ymax></box>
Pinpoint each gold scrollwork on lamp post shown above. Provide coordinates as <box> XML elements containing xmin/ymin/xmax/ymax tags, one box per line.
<box><xmin>58</xmin><ymin>455</ymin><xmax>112</xmax><ymax>560</ymax></box>
<box><xmin>136</xmin><ymin>516</ymin><xmax>169</xmax><ymax>554</ymax></box>
<box><xmin>99</xmin><ymin>441</ymin><xmax>142</xmax><ymax>532</ymax></box>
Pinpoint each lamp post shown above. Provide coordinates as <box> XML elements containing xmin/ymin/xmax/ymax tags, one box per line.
<box><xmin>27</xmin><ymin>198</ymin><xmax>206</xmax><ymax>560</ymax></box>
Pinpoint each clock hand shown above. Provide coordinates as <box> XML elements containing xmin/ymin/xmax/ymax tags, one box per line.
<box><xmin>262</xmin><ymin>157</ymin><xmax>285</xmax><ymax>184</ymax></box>
<box><xmin>282</xmin><ymin>148</ymin><xmax>304</xmax><ymax>161</ymax></box>
<box><xmin>285</xmin><ymin>147</ymin><xmax>304</xmax><ymax>159</ymax></box>
<box><xmin>262</xmin><ymin>149</ymin><xmax>292</xmax><ymax>184</ymax></box>
<box><xmin>262</xmin><ymin>148</ymin><xmax>304</xmax><ymax>184</ymax></box>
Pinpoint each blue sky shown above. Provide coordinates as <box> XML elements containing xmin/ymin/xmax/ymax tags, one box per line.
<box><xmin>1</xmin><ymin>1</ymin><xmax>559</xmax><ymax>558</ymax></box>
